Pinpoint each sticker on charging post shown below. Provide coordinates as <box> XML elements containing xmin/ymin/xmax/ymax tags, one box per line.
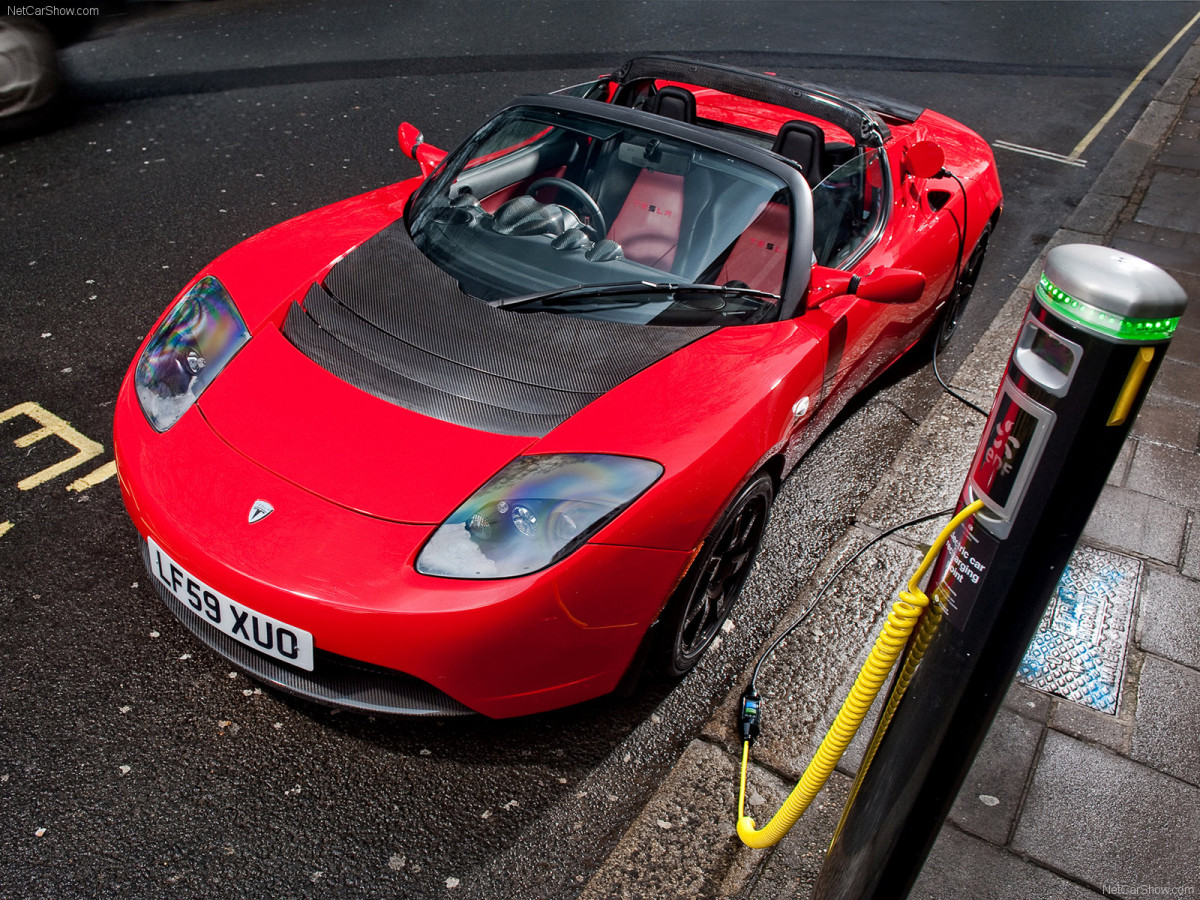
<box><xmin>968</xmin><ymin>378</ymin><xmax>1055</xmax><ymax>538</ymax></box>
<box><xmin>929</xmin><ymin>515</ymin><xmax>999</xmax><ymax>630</ymax></box>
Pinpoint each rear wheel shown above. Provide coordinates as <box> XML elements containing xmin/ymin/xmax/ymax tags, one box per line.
<box><xmin>936</xmin><ymin>225</ymin><xmax>992</xmax><ymax>352</ymax></box>
<box><xmin>658</xmin><ymin>472</ymin><xmax>774</xmax><ymax>678</ymax></box>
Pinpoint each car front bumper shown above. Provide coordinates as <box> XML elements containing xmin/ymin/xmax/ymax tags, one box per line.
<box><xmin>114</xmin><ymin>381</ymin><xmax>690</xmax><ymax>718</ymax></box>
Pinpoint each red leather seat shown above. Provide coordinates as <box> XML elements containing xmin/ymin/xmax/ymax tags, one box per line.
<box><xmin>607</xmin><ymin>169</ymin><xmax>686</xmax><ymax>269</ymax></box>
<box><xmin>716</xmin><ymin>201</ymin><xmax>790</xmax><ymax>295</ymax></box>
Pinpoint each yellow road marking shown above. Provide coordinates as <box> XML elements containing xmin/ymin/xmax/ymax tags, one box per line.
<box><xmin>14</xmin><ymin>426</ymin><xmax>52</xmax><ymax>448</ymax></box>
<box><xmin>0</xmin><ymin>402</ymin><xmax>104</xmax><ymax>490</ymax></box>
<box><xmin>1070</xmin><ymin>7</ymin><xmax>1200</xmax><ymax>160</ymax></box>
<box><xmin>67</xmin><ymin>460</ymin><xmax>118</xmax><ymax>493</ymax></box>
<box><xmin>0</xmin><ymin>521</ymin><xmax>12</xmax><ymax>540</ymax></box>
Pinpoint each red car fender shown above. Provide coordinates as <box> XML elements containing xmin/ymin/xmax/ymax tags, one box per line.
<box><xmin>125</xmin><ymin>179</ymin><xmax>424</xmax><ymax>385</ymax></box>
<box><xmin>214</xmin><ymin>180</ymin><xmax>420</xmax><ymax>330</ymax></box>
<box><xmin>535</xmin><ymin>319</ymin><xmax>826</xmax><ymax>554</ymax></box>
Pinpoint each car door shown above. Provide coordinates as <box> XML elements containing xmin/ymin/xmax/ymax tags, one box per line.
<box><xmin>805</xmin><ymin>143</ymin><xmax>960</xmax><ymax>407</ymax></box>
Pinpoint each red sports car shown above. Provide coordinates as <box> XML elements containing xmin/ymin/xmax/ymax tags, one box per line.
<box><xmin>115</xmin><ymin>57</ymin><xmax>1001</xmax><ymax>718</ymax></box>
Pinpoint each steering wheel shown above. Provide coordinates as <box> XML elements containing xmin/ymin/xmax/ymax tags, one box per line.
<box><xmin>526</xmin><ymin>177</ymin><xmax>607</xmax><ymax>240</ymax></box>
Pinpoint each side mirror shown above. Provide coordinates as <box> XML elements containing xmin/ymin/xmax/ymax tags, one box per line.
<box><xmin>851</xmin><ymin>267</ymin><xmax>926</xmax><ymax>304</ymax></box>
<box><xmin>902</xmin><ymin>140</ymin><xmax>945</xmax><ymax>180</ymax></box>
<box><xmin>805</xmin><ymin>265</ymin><xmax>926</xmax><ymax>309</ymax></box>
<box><xmin>398</xmin><ymin>122</ymin><xmax>447</xmax><ymax>178</ymax></box>
<box><xmin>398</xmin><ymin>122</ymin><xmax>424</xmax><ymax>157</ymax></box>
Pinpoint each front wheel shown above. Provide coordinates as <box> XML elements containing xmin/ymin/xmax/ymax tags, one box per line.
<box><xmin>658</xmin><ymin>473</ymin><xmax>774</xmax><ymax>678</ymax></box>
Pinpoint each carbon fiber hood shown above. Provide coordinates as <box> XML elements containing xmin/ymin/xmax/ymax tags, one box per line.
<box><xmin>282</xmin><ymin>220</ymin><xmax>714</xmax><ymax>437</ymax></box>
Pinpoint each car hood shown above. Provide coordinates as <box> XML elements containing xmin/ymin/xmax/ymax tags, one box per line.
<box><xmin>198</xmin><ymin>326</ymin><xmax>532</xmax><ymax>524</ymax></box>
<box><xmin>281</xmin><ymin>220</ymin><xmax>715</xmax><ymax>438</ymax></box>
<box><xmin>198</xmin><ymin>221</ymin><xmax>714</xmax><ymax>524</ymax></box>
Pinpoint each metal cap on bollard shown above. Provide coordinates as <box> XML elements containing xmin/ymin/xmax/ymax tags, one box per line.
<box><xmin>1037</xmin><ymin>244</ymin><xmax>1187</xmax><ymax>343</ymax></box>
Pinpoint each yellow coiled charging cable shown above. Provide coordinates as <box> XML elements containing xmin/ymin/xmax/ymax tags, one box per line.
<box><xmin>736</xmin><ymin>499</ymin><xmax>985</xmax><ymax>848</ymax></box>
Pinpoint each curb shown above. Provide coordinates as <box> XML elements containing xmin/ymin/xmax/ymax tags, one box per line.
<box><xmin>576</xmin><ymin>34</ymin><xmax>1200</xmax><ymax>900</ymax></box>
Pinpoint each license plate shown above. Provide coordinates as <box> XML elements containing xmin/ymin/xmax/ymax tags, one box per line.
<box><xmin>147</xmin><ymin>536</ymin><xmax>315</xmax><ymax>671</ymax></box>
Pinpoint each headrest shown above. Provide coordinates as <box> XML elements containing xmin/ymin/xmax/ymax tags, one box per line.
<box><xmin>772</xmin><ymin>119</ymin><xmax>826</xmax><ymax>182</ymax></box>
<box><xmin>645</xmin><ymin>85</ymin><xmax>697</xmax><ymax>123</ymax></box>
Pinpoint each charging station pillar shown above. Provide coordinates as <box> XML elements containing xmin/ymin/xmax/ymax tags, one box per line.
<box><xmin>813</xmin><ymin>245</ymin><xmax>1187</xmax><ymax>900</ymax></box>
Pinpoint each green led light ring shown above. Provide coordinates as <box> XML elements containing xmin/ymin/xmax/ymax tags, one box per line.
<box><xmin>1036</xmin><ymin>274</ymin><xmax>1179</xmax><ymax>342</ymax></box>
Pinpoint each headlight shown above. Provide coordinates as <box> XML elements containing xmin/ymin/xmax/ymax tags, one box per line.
<box><xmin>416</xmin><ymin>454</ymin><xmax>663</xmax><ymax>579</ymax></box>
<box><xmin>134</xmin><ymin>275</ymin><xmax>250</xmax><ymax>432</ymax></box>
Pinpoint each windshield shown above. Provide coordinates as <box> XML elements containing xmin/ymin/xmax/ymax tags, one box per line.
<box><xmin>407</xmin><ymin>105</ymin><xmax>794</xmax><ymax>326</ymax></box>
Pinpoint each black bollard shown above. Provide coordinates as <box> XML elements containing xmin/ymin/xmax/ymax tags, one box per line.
<box><xmin>814</xmin><ymin>244</ymin><xmax>1188</xmax><ymax>900</ymax></box>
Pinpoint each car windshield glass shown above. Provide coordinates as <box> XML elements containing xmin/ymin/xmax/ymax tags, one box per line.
<box><xmin>407</xmin><ymin>105</ymin><xmax>793</xmax><ymax>326</ymax></box>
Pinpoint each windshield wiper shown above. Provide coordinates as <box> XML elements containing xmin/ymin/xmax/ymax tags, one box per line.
<box><xmin>495</xmin><ymin>281</ymin><xmax>780</xmax><ymax>310</ymax></box>
<box><xmin>495</xmin><ymin>281</ymin><xmax>666</xmax><ymax>309</ymax></box>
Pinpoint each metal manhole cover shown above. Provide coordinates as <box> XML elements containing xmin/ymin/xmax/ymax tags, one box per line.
<box><xmin>1017</xmin><ymin>545</ymin><xmax>1141</xmax><ymax>714</ymax></box>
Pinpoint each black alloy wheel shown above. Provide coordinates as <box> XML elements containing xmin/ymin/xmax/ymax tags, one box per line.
<box><xmin>936</xmin><ymin>225</ymin><xmax>992</xmax><ymax>352</ymax></box>
<box><xmin>661</xmin><ymin>472</ymin><xmax>774</xmax><ymax>678</ymax></box>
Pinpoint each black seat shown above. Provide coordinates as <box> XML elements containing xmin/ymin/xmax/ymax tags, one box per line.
<box><xmin>772</xmin><ymin>119</ymin><xmax>826</xmax><ymax>185</ymax></box>
<box><xmin>645</xmin><ymin>85</ymin><xmax>697</xmax><ymax>123</ymax></box>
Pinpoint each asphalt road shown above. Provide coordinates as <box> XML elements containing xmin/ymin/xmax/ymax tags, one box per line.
<box><xmin>2</xmin><ymin>2</ymin><xmax>1198</xmax><ymax>898</ymax></box>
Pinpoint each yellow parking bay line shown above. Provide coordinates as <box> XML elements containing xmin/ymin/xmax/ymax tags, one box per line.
<box><xmin>1071</xmin><ymin>7</ymin><xmax>1200</xmax><ymax>160</ymax></box>
<box><xmin>0</xmin><ymin>402</ymin><xmax>104</xmax><ymax>491</ymax></box>
<box><xmin>67</xmin><ymin>460</ymin><xmax>118</xmax><ymax>493</ymax></box>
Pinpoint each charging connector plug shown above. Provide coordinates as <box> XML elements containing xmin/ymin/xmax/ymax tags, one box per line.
<box><xmin>739</xmin><ymin>690</ymin><xmax>762</xmax><ymax>745</ymax></box>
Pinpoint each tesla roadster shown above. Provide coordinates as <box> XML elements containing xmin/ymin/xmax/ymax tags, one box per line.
<box><xmin>114</xmin><ymin>57</ymin><xmax>1002</xmax><ymax>718</ymax></box>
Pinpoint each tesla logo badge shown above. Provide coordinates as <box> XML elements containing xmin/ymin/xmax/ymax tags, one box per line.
<box><xmin>248</xmin><ymin>500</ymin><xmax>274</xmax><ymax>524</ymax></box>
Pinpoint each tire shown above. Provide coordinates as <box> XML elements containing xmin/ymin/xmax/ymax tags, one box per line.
<box><xmin>657</xmin><ymin>472</ymin><xmax>774</xmax><ymax>678</ymax></box>
<box><xmin>936</xmin><ymin>224</ymin><xmax>992</xmax><ymax>352</ymax></box>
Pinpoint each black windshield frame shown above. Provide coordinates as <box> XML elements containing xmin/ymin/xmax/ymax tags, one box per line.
<box><xmin>407</xmin><ymin>93</ymin><xmax>816</xmax><ymax>319</ymax></box>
